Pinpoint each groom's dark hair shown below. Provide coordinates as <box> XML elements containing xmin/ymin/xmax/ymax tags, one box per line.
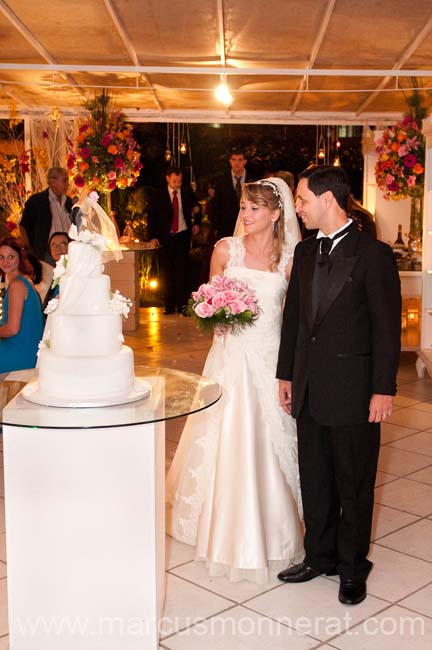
<box><xmin>299</xmin><ymin>165</ymin><xmax>350</xmax><ymax>211</ymax></box>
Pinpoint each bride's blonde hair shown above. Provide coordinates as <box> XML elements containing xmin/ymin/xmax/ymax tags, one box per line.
<box><xmin>241</xmin><ymin>181</ymin><xmax>286</xmax><ymax>271</ymax></box>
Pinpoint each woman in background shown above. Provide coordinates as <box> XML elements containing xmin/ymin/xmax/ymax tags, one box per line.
<box><xmin>0</xmin><ymin>236</ymin><xmax>44</xmax><ymax>372</ymax></box>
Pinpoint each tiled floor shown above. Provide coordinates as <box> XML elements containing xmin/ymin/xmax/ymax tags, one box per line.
<box><xmin>1</xmin><ymin>307</ymin><xmax>432</xmax><ymax>649</ymax></box>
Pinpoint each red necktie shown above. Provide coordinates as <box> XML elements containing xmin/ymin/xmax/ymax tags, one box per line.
<box><xmin>171</xmin><ymin>190</ymin><xmax>179</xmax><ymax>233</ymax></box>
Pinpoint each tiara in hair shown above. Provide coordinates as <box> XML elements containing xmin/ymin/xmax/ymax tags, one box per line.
<box><xmin>253</xmin><ymin>180</ymin><xmax>283</xmax><ymax>208</ymax></box>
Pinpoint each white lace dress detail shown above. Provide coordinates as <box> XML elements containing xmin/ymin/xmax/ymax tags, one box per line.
<box><xmin>166</xmin><ymin>236</ymin><xmax>303</xmax><ymax>583</ymax></box>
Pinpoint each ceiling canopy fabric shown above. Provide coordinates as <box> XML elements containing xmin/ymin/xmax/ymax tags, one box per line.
<box><xmin>1</xmin><ymin>0</ymin><xmax>432</xmax><ymax>124</ymax></box>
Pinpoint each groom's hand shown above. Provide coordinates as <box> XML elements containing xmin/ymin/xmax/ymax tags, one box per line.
<box><xmin>279</xmin><ymin>380</ymin><xmax>292</xmax><ymax>414</ymax></box>
<box><xmin>369</xmin><ymin>394</ymin><xmax>393</xmax><ymax>423</ymax></box>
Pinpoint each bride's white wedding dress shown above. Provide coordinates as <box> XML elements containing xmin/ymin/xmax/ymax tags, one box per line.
<box><xmin>166</xmin><ymin>236</ymin><xmax>304</xmax><ymax>583</ymax></box>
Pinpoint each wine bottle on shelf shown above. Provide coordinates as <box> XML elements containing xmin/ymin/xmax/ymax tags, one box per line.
<box><xmin>393</xmin><ymin>224</ymin><xmax>405</xmax><ymax>249</ymax></box>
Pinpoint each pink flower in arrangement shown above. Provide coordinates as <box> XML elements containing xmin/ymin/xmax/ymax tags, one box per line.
<box><xmin>212</xmin><ymin>292</ymin><xmax>229</xmax><ymax>310</ymax></box>
<box><xmin>194</xmin><ymin>302</ymin><xmax>216</xmax><ymax>318</ymax></box>
<box><xmin>107</xmin><ymin>170</ymin><xmax>117</xmax><ymax>180</ymax></box>
<box><xmin>108</xmin><ymin>179</ymin><xmax>117</xmax><ymax>190</ymax></box>
<box><xmin>229</xmin><ymin>299</ymin><xmax>247</xmax><ymax>315</ymax></box>
<box><xmin>73</xmin><ymin>175</ymin><xmax>85</xmax><ymax>188</ymax></box>
<box><xmin>91</xmin><ymin>156</ymin><xmax>99</xmax><ymax>163</ymax></box>
<box><xmin>66</xmin><ymin>153</ymin><xmax>76</xmax><ymax>170</ymax></box>
<box><xmin>403</xmin><ymin>154</ymin><xmax>417</xmax><ymax>168</ymax></box>
<box><xmin>222</xmin><ymin>290</ymin><xmax>240</xmax><ymax>303</ymax></box>
<box><xmin>80</xmin><ymin>147</ymin><xmax>91</xmax><ymax>159</ymax></box>
<box><xmin>101</xmin><ymin>134</ymin><xmax>112</xmax><ymax>147</ymax></box>
<box><xmin>114</xmin><ymin>157</ymin><xmax>124</xmax><ymax>169</ymax></box>
<box><xmin>397</xmin><ymin>145</ymin><xmax>409</xmax><ymax>157</ymax></box>
<box><xmin>387</xmin><ymin>180</ymin><xmax>399</xmax><ymax>192</ymax></box>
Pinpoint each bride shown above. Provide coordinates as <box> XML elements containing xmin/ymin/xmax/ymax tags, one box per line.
<box><xmin>166</xmin><ymin>177</ymin><xmax>304</xmax><ymax>583</ymax></box>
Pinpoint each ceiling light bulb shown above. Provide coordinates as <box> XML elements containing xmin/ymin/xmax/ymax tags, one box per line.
<box><xmin>215</xmin><ymin>79</ymin><xmax>233</xmax><ymax>106</ymax></box>
<box><xmin>179</xmin><ymin>141</ymin><xmax>187</xmax><ymax>154</ymax></box>
<box><xmin>318</xmin><ymin>148</ymin><xmax>325</xmax><ymax>159</ymax></box>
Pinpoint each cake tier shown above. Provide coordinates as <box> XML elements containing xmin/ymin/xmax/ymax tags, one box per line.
<box><xmin>49</xmin><ymin>313</ymin><xmax>123</xmax><ymax>357</ymax></box>
<box><xmin>37</xmin><ymin>346</ymin><xmax>134</xmax><ymax>400</ymax></box>
<box><xmin>67</xmin><ymin>240</ymin><xmax>103</xmax><ymax>278</ymax></box>
<box><xmin>59</xmin><ymin>275</ymin><xmax>111</xmax><ymax>314</ymax></box>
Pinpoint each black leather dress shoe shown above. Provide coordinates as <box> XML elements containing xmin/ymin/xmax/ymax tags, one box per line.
<box><xmin>278</xmin><ymin>561</ymin><xmax>337</xmax><ymax>583</ymax></box>
<box><xmin>338</xmin><ymin>578</ymin><xmax>367</xmax><ymax>605</ymax></box>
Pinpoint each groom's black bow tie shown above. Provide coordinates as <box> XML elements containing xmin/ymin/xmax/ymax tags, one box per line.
<box><xmin>317</xmin><ymin>223</ymin><xmax>352</xmax><ymax>265</ymax></box>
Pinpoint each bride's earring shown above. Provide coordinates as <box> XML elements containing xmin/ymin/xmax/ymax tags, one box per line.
<box><xmin>272</xmin><ymin>220</ymin><xmax>277</xmax><ymax>233</ymax></box>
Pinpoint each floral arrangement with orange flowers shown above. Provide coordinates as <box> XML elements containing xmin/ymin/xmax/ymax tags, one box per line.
<box><xmin>375</xmin><ymin>115</ymin><xmax>425</xmax><ymax>200</ymax></box>
<box><xmin>66</xmin><ymin>91</ymin><xmax>142</xmax><ymax>192</ymax></box>
<box><xmin>0</xmin><ymin>149</ymin><xmax>31</xmax><ymax>235</ymax></box>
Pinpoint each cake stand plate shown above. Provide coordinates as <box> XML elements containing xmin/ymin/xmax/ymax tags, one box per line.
<box><xmin>22</xmin><ymin>377</ymin><xmax>152</xmax><ymax>408</ymax></box>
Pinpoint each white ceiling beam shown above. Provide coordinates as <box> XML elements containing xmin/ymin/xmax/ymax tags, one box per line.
<box><xmin>355</xmin><ymin>13</ymin><xmax>432</xmax><ymax>114</ymax></box>
<box><xmin>1</xmin><ymin>63</ymin><xmax>432</xmax><ymax>77</ymax></box>
<box><xmin>0</xmin><ymin>106</ymin><xmax>402</xmax><ymax>125</ymax></box>
<box><xmin>102</xmin><ymin>0</ymin><xmax>163</xmax><ymax>111</ymax></box>
<box><xmin>216</xmin><ymin>0</ymin><xmax>226</xmax><ymax>68</ymax></box>
<box><xmin>290</xmin><ymin>0</ymin><xmax>337</xmax><ymax>112</ymax></box>
<box><xmin>0</xmin><ymin>0</ymin><xmax>86</xmax><ymax>102</ymax></box>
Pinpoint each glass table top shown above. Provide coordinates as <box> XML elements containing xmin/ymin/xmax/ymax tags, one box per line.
<box><xmin>0</xmin><ymin>366</ymin><xmax>221</xmax><ymax>429</ymax></box>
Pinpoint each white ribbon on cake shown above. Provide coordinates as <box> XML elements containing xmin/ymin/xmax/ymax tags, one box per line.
<box><xmin>70</xmin><ymin>190</ymin><xmax>123</xmax><ymax>263</ymax></box>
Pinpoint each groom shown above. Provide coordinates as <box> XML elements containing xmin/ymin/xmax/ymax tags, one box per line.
<box><xmin>276</xmin><ymin>165</ymin><xmax>401</xmax><ymax>605</ymax></box>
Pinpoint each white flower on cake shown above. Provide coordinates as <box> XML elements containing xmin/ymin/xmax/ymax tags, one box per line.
<box><xmin>110</xmin><ymin>290</ymin><xmax>132</xmax><ymax>318</ymax></box>
<box><xmin>68</xmin><ymin>224</ymin><xmax>107</xmax><ymax>251</ymax></box>
<box><xmin>51</xmin><ymin>254</ymin><xmax>68</xmax><ymax>288</ymax></box>
<box><xmin>44</xmin><ymin>297</ymin><xmax>59</xmax><ymax>315</ymax></box>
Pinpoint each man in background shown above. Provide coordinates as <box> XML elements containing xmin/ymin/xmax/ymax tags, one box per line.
<box><xmin>148</xmin><ymin>166</ymin><xmax>200</xmax><ymax>315</ymax></box>
<box><xmin>213</xmin><ymin>149</ymin><xmax>253</xmax><ymax>239</ymax></box>
<box><xmin>20</xmin><ymin>167</ymin><xmax>72</xmax><ymax>262</ymax></box>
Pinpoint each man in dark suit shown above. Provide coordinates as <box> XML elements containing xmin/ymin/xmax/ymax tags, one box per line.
<box><xmin>20</xmin><ymin>167</ymin><xmax>72</xmax><ymax>262</ymax></box>
<box><xmin>276</xmin><ymin>165</ymin><xmax>401</xmax><ymax>605</ymax></box>
<box><xmin>148</xmin><ymin>166</ymin><xmax>200</xmax><ymax>315</ymax></box>
<box><xmin>213</xmin><ymin>149</ymin><xmax>253</xmax><ymax>239</ymax></box>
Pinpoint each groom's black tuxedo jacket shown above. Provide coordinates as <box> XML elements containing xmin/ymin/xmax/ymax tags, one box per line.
<box><xmin>276</xmin><ymin>225</ymin><xmax>401</xmax><ymax>426</ymax></box>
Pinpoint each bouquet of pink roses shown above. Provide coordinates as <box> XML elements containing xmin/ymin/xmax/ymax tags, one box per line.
<box><xmin>189</xmin><ymin>275</ymin><xmax>260</xmax><ymax>335</ymax></box>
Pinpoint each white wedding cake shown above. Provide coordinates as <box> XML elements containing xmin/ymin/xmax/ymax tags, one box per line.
<box><xmin>24</xmin><ymin>225</ymin><xmax>150</xmax><ymax>407</ymax></box>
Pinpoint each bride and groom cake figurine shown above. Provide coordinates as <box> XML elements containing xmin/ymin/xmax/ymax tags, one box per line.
<box><xmin>23</xmin><ymin>191</ymin><xmax>152</xmax><ymax>407</ymax></box>
<box><xmin>167</xmin><ymin>167</ymin><xmax>401</xmax><ymax>605</ymax></box>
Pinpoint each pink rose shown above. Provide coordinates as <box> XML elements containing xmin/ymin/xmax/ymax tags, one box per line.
<box><xmin>222</xmin><ymin>290</ymin><xmax>239</xmax><ymax>303</ymax></box>
<box><xmin>201</xmin><ymin>284</ymin><xmax>216</xmax><ymax>300</ymax></box>
<box><xmin>108</xmin><ymin>170</ymin><xmax>117</xmax><ymax>180</ymax></box>
<box><xmin>212</xmin><ymin>292</ymin><xmax>228</xmax><ymax>310</ymax></box>
<box><xmin>408</xmin><ymin>175</ymin><xmax>417</xmax><ymax>187</ymax></box>
<box><xmin>194</xmin><ymin>301</ymin><xmax>216</xmax><ymax>318</ymax></box>
<box><xmin>229</xmin><ymin>299</ymin><xmax>247</xmax><ymax>315</ymax></box>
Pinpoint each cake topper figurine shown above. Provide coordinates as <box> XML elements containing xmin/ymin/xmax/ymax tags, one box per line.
<box><xmin>70</xmin><ymin>190</ymin><xmax>123</xmax><ymax>262</ymax></box>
